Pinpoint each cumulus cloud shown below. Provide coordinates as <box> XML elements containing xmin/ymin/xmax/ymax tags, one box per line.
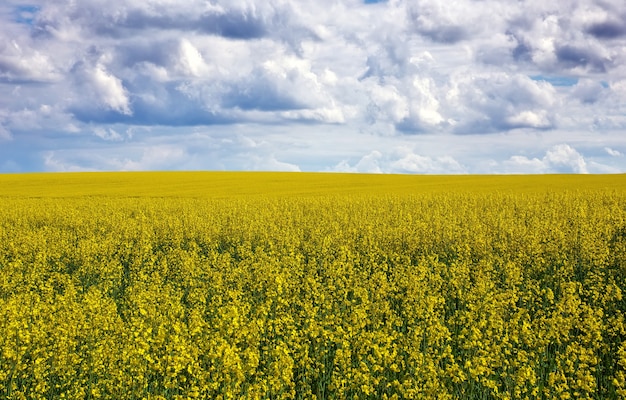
<box><xmin>246</xmin><ymin>155</ymin><xmax>301</xmax><ymax>172</ymax></box>
<box><xmin>545</xmin><ymin>144</ymin><xmax>589</xmax><ymax>173</ymax></box>
<box><xmin>397</xmin><ymin>77</ymin><xmax>445</xmax><ymax>131</ymax></box>
<box><xmin>571</xmin><ymin>79</ymin><xmax>608</xmax><ymax>104</ymax></box>
<box><xmin>503</xmin><ymin>144</ymin><xmax>589</xmax><ymax>174</ymax></box>
<box><xmin>224</xmin><ymin>57</ymin><xmax>329</xmax><ymax>111</ymax></box>
<box><xmin>0</xmin><ymin>39</ymin><xmax>58</xmax><ymax>82</ymax></box>
<box><xmin>70</xmin><ymin>61</ymin><xmax>132</xmax><ymax>116</ymax></box>
<box><xmin>333</xmin><ymin>147</ymin><xmax>466</xmax><ymax>174</ymax></box>
<box><xmin>176</xmin><ymin>39</ymin><xmax>209</xmax><ymax>77</ymax></box>
<box><xmin>605</xmin><ymin>147</ymin><xmax>623</xmax><ymax>157</ymax></box>
<box><xmin>366</xmin><ymin>83</ymin><xmax>408</xmax><ymax>124</ymax></box>
<box><xmin>405</xmin><ymin>0</ymin><xmax>509</xmax><ymax>44</ymax></box>
<box><xmin>89</xmin><ymin>66</ymin><xmax>132</xmax><ymax>115</ymax></box>
<box><xmin>391</xmin><ymin>152</ymin><xmax>465</xmax><ymax>174</ymax></box>
<box><xmin>447</xmin><ymin>73</ymin><xmax>557</xmax><ymax>133</ymax></box>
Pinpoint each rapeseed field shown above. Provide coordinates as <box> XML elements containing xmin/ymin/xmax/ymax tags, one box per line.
<box><xmin>0</xmin><ymin>172</ymin><xmax>625</xmax><ymax>399</ymax></box>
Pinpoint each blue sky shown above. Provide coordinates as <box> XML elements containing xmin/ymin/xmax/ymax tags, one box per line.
<box><xmin>0</xmin><ymin>0</ymin><xmax>625</xmax><ymax>173</ymax></box>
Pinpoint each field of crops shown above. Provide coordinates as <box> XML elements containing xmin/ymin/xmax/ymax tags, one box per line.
<box><xmin>1</xmin><ymin>172</ymin><xmax>625</xmax><ymax>399</ymax></box>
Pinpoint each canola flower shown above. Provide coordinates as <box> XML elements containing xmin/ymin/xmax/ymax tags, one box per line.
<box><xmin>0</xmin><ymin>172</ymin><xmax>625</xmax><ymax>399</ymax></box>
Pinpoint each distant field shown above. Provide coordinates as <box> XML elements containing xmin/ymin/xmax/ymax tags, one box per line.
<box><xmin>1</xmin><ymin>171</ymin><xmax>625</xmax><ymax>197</ymax></box>
<box><xmin>1</xmin><ymin>172</ymin><xmax>625</xmax><ymax>399</ymax></box>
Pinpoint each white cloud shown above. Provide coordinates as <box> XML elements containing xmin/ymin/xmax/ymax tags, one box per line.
<box><xmin>546</xmin><ymin>144</ymin><xmax>588</xmax><ymax>173</ymax></box>
<box><xmin>447</xmin><ymin>72</ymin><xmax>557</xmax><ymax>132</ymax></box>
<box><xmin>223</xmin><ymin>56</ymin><xmax>330</xmax><ymax>111</ymax></box>
<box><xmin>504</xmin><ymin>155</ymin><xmax>547</xmax><ymax>174</ymax></box>
<box><xmin>0</xmin><ymin>39</ymin><xmax>59</xmax><ymax>82</ymax></box>
<box><xmin>506</xmin><ymin>110</ymin><xmax>551</xmax><ymax>129</ymax></box>
<box><xmin>70</xmin><ymin>61</ymin><xmax>132</xmax><ymax>116</ymax></box>
<box><xmin>89</xmin><ymin>65</ymin><xmax>132</xmax><ymax>115</ymax></box>
<box><xmin>605</xmin><ymin>147</ymin><xmax>622</xmax><ymax>157</ymax></box>
<box><xmin>121</xmin><ymin>145</ymin><xmax>187</xmax><ymax>171</ymax></box>
<box><xmin>93</xmin><ymin>127</ymin><xmax>124</xmax><ymax>141</ymax></box>
<box><xmin>366</xmin><ymin>83</ymin><xmax>409</xmax><ymax>124</ymax></box>
<box><xmin>333</xmin><ymin>147</ymin><xmax>466</xmax><ymax>174</ymax></box>
<box><xmin>391</xmin><ymin>152</ymin><xmax>465</xmax><ymax>174</ymax></box>
<box><xmin>354</xmin><ymin>151</ymin><xmax>384</xmax><ymax>173</ymax></box>
<box><xmin>402</xmin><ymin>77</ymin><xmax>444</xmax><ymax>129</ymax></box>
<box><xmin>176</xmin><ymin>39</ymin><xmax>209</xmax><ymax>77</ymax></box>
<box><xmin>406</xmin><ymin>0</ymin><xmax>497</xmax><ymax>44</ymax></box>
<box><xmin>503</xmin><ymin>144</ymin><xmax>589</xmax><ymax>174</ymax></box>
<box><xmin>334</xmin><ymin>151</ymin><xmax>383</xmax><ymax>173</ymax></box>
<box><xmin>280</xmin><ymin>107</ymin><xmax>345</xmax><ymax>123</ymax></box>
<box><xmin>246</xmin><ymin>155</ymin><xmax>301</xmax><ymax>172</ymax></box>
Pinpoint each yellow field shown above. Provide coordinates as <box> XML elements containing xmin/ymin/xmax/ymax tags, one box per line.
<box><xmin>2</xmin><ymin>171</ymin><xmax>625</xmax><ymax>198</ymax></box>
<box><xmin>1</xmin><ymin>172</ymin><xmax>625</xmax><ymax>399</ymax></box>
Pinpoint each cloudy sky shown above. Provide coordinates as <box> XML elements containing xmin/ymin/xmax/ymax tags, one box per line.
<box><xmin>1</xmin><ymin>0</ymin><xmax>625</xmax><ymax>173</ymax></box>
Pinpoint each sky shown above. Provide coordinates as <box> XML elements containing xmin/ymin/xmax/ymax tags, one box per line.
<box><xmin>1</xmin><ymin>0</ymin><xmax>625</xmax><ymax>173</ymax></box>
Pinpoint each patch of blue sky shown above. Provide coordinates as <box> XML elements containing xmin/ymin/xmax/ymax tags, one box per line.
<box><xmin>364</xmin><ymin>0</ymin><xmax>387</xmax><ymax>4</ymax></box>
<box><xmin>530</xmin><ymin>75</ymin><xmax>578</xmax><ymax>87</ymax></box>
<box><xmin>14</xmin><ymin>5</ymin><xmax>39</xmax><ymax>25</ymax></box>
